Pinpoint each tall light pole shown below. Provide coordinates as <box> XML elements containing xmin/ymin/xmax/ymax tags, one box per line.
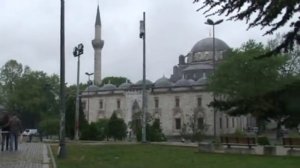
<box><xmin>205</xmin><ymin>18</ymin><xmax>223</xmax><ymax>140</ymax></box>
<box><xmin>73</xmin><ymin>43</ymin><xmax>84</xmax><ymax>141</ymax></box>
<box><xmin>85</xmin><ymin>72</ymin><xmax>94</xmax><ymax>122</ymax></box>
<box><xmin>139</xmin><ymin>12</ymin><xmax>147</xmax><ymax>143</ymax></box>
<box><xmin>58</xmin><ymin>0</ymin><xmax>66</xmax><ymax>159</ymax></box>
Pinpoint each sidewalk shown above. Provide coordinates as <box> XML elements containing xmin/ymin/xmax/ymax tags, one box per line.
<box><xmin>0</xmin><ymin>143</ymin><xmax>50</xmax><ymax>168</ymax></box>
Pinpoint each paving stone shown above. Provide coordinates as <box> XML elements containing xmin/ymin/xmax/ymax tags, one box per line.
<box><xmin>0</xmin><ymin>143</ymin><xmax>49</xmax><ymax>168</ymax></box>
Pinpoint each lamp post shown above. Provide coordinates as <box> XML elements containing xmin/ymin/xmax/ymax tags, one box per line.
<box><xmin>73</xmin><ymin>43</ymin><xmax>84</xmax><ymax>141</ymax></box>
<box><xmin>205</xmin><ymin>18</ymin><xmax>223</xmax><ymax>139</ymax></box>
<box><xmin>58</xmin><ymin>0</ymin><xmax>66</xmax><ymax>159</ymax></box>
<box><xmin>85</xmin><ymin>72</ymin><xmax>94</xmax><ymax>122</ymax></box>
<box><xmin>140</xmin><ymin>12</ymin><xmax>147</xmax><ymax>143</ymax></box>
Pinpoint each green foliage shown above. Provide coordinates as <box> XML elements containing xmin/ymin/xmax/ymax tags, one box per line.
<box><xmin>147</xmin><ymin>119</ymin><xmax>166</xmax><ymax>142</ymax></box>
<box><xmin>257</xmin><ymin>136</ymin><xmax>270</xmax><ymax>146</ymax></box>
<box><xmin>101</xmin><ymin>76</ymin><xmax>131</xmax><ymax>87</ymax></box>
<box><xmin>38</xmin><ymin>117</ymin><xmax>60</xmax><ymax>136</ymax></box>
<box><xmin>209</xmin><ymin>40</ymin><xmax>286</xmax><ymax>99</ymax></box>
<box><xmin>209</xmin><ymin>40</ymin><xmax>300</xmax><ymax>129</ymax></box>
<box><xmin>233</xmin><ymin>129</ymin><xmax>246</xmax><ymax>137</ymax></box>
<box><xmin>108</xmin><ymin>112</ymin><xmax>127</xmax><ymax>140</ymax></box>
<box><xmin>80</xmin><ymin>122</ymin><xmax>99</xmax><ymax>140</ymax></box>
<box><xmin>80</xmin><ymin>119</ymin><xmax>109</xmax><ymax>141</ymax></box>
<box><xmin>135</xmin><ymin>120</ymin><xmax>166</xmax><ymax>142</ymax></box>
<box><xmin>0</xmin><ymin>60</ymin><xmax>60</xmax><ymax>128</ymax></box>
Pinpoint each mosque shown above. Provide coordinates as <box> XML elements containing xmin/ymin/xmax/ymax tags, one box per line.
<box><xmin>80</xmin><ymin>5</ymin><xmax>252</xmax><ymax>137</ymax></box>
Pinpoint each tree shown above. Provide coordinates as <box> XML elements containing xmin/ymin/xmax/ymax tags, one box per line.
<box><xmin>101</xmin><ymin>76</ymin><xmax>131</xmax><ymax>87</ymax></box>
<box><xmin>65</xmin><ymin>83</ymin><xmax>88</xmax><ymax>139</ymax></box>
<box><xmin>147</xmin><ymin>119</ymin><xmax>166</xmax><ymax>142</ymax></box>
<box><xmin>107</xmin><ymin>112</ymin><xmax>127</xmax><ymax>140</ymax></box>
<box><xmin>194</xmin><ymin>0</ymin><xmax>300</xmax><ymax>55</ymax></box>
<box><xmin>0</xmin><ymin>60</ymin><xmax>60</xmax><ymax>128</ymax></box>
<box><xmin>209</xmin><ymin>40</ymin><xmax>300</xmax><ymax>133</ymax></box>
<box><xmin>0</xmin><ymin>60</ymin><xmax>23</xmax><ymax>107</ymax></box>
<box><xmin>209</xmin><ymin>40</ymin><xmax>287</xmax><ymax>99</ymax></box>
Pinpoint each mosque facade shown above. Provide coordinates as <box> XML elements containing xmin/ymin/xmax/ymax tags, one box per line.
<box><xmin>80</xmin><ymin>6</ymin><xmax>252</xmax><ymax>137</ymax></box>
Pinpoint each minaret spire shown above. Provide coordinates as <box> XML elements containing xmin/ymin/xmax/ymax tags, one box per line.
<box><xmin>92</xmin><ymin>4</ymin><xmax>104</xmax><ymax>85</ymax></box>
<box><xmin>95</xmin><ymin>5</ymin><xmax>101</xmax><ymax>26</ymax></box>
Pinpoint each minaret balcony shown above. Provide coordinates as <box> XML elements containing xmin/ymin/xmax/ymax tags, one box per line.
<box><xmin>92</xmin><ymin>39</ymin><xmax>104</xmax><ymax>49</ymax></box>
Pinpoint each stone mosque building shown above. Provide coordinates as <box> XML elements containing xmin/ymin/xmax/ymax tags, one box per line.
<box><xmin>81</xmin><ymin>5</ymin><xmax>251</xmax><ymax>137</ymax></box>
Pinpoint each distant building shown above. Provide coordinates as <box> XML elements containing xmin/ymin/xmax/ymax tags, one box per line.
<box><xmin>81</xmin><ymin>5</ymin><xmax>252</xmax><ymax>137</ymax></box>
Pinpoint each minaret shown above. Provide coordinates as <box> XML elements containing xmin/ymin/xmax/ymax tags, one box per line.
<box><xmin>92</xmin><ymin>5</ymin><xmax>104</xmax><ymax>85</ymax></box>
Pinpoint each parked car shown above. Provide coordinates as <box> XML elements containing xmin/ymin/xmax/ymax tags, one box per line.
<box><xmin>22</xmin><ymin>129</ymin><xmax>38</xmax><ymax>136</ymax></box>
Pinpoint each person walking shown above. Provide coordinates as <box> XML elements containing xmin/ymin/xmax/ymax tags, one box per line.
<box><xmin>1</xmin><ymin>113</ymin><xmax>10</xmax><ymax>151</ymax></box>
<box><xmin>8</xmin><ymin>113</ymin><xmax>22</xmax><ymax>151</ymax></box>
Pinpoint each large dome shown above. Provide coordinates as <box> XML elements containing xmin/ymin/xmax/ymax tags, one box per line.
<box><xmin>191</xmin><ymin>37</ymin><xmax>229</xmax><ymax>53</ymax></box>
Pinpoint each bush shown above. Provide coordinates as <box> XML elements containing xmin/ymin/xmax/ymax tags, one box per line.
<box><xmin>257</xmin><ymin>136</ymin><xmax>270</xmax><ymax>145</ymax></box>
<box><xmin>108</xmin><ymin>112</ymin><xmax>127</xmax><ymax>140</ymax></box>
<box><xmin>80</xmin><ymin>119</ymin><xmax>109</xmax><ymax>141</ymax></box>
<box><xmin>136</xmin><ymin>120</ymin><xmax>166</xmax><ymax>142</ymax></box>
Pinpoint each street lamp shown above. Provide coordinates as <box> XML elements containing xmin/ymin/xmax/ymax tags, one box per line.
<box><xmin>205</xmin><ymin>18</ymin><xmax>223</xmax><ymax>139</ymax></box>
<box><xmin>58</xmin><ymin>0</ymin><xmax>66</xmax><ymax>159</ymax></box>
<box><xmin>73</xmin><ymin>43</ymin><xmax>84</xmax><ymax>141</ymax></box>
<box><xmin>85</xmin><ymin>72</ymin><xmax>94</xmax><ymax>85</ymax></box>
<box><xmin>85</xmin><ymin>72</ymin><xmax>94</xmax><ymax>122</ymax></box>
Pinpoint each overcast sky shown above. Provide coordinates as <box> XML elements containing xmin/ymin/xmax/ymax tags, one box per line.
<box><xmin>0</xmin><ymin>0</ymin><xmax>291</xmax><ymax>85</ymax></box>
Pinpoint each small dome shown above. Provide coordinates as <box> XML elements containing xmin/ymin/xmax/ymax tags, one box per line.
<box><xmin>174</xmin><ymin>78</ymin><xmax>191</xmax><ymax>87</ymax></box>
<box><xmin>119</xmin><ymin>82</ymin><xmax>131</xmax><ymax>89</ymax></box>
<box><xmin>188</xmin><ymin>79</ymin><xmax>197</xmax><ymax>85</ymax></box>
<box><xmin>100</xmin><ymin>83</ymin><xmax>117</xmax><ymax>90</ymax></box>
<box><xmin>196</xmin><ymin>74</ymin><xmax>208</xmax><ymax>85</ymax></box>
<box><xmin>154</xmin><ymin>76</ymin><xmax>173</xmax><ymax>87</ymax></box>
<box><xmin>191</xmin><ymin>37</ymin><xmax>229</xmax><ymax>53</ymax></box>
<box><xmin>85</xmin><ymin>85</ymin><xmax>100</xmax><ymax>92</ymax></box>
<box><xmin>136</xmin><ymin>79</ymin><xmax>153</xmax><ymax>85</ymax></box>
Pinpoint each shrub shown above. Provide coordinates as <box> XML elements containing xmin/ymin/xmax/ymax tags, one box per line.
<box><xmin>108</xmin><ymin>112</ymin><xmax>127</xmax><ymax>140</ymax></box>
<box><xmin>257</xmin><ymin>136</ymin><xmax>270</xmax><ymax>145</ymax></box>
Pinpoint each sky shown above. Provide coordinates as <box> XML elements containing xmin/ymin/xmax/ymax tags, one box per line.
<box><xmin>0</xmin><ymin>0</ymin><xmax>292</xmax><ymax>85</ymax></box>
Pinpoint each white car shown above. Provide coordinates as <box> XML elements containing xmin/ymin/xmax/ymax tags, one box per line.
<box><xmin>22</xmin><ymin>129</ymin><xmax>38</xmax><ymax>136</ymax></box>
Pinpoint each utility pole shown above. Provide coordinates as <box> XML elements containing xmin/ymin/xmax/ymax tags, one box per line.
<box><xmin>140</xmin><ymin>12</ymin><xmax>147</xmax><ymax>143</ymax></box>
<box><xmin>58</xmin><ymin>0</ymin><xmax>66</xmax><ymax>159</ymax></box>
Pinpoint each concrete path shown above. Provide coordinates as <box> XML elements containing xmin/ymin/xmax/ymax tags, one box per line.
<box><xmin>0</xmin><ymin>143</ymin><xmax>50</xmax><ymax>168</ymax></box>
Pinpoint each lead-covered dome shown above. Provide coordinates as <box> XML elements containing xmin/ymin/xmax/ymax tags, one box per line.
<box><xmin>154</xmin><ymin>76</ymin><xmax>173</xmax><ymax>87</ymax></box>
<box><xmin>191</xmin><ymin>37</ymin><xmax>229</xmax><ymax>53</ymax></box>
<box><xmin>85</xmin><ymin>85</ymin><xmax>100</xmax><ymax>92</ymax></box>
<box><xmin>100</xmin><ymin>83</ymin><xmax>117</xmax><ymax>90</ymax></box>
<box><xmin>174</xmin><ymin>78</ymin><xmax>191</xmax><ymax>87</ymax></box>
<box><xmin>119</xmin><ymin>82</ymin><xmax>131</xmax><ymax>89</ymax></box>
<box><xmin>136</xmin><ymin>79</ymin><xmax>153</xmax><ymax>85</ymax></box>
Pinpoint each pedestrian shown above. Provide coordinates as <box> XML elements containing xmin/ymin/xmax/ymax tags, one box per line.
<box><xmin>8</xmin><ymin>112</ymin><xmax>22</xmax><ymax>151</ymax></box>
<box><xmin>1</xmin><ymin>112</ymin><xmax>10</xmax><ymax>151</ymax></box>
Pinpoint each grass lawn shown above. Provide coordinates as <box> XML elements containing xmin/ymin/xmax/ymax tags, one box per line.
<box><xmin>52</xmin><ymin>144</ymin><xmax>300</xmax><ymax>168</ymax></box>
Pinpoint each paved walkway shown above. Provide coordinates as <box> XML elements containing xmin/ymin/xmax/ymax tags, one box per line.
<box><xmin>0</xmin><ymin>143</ymin><xmax>50</xmax><ymax>168</ymax></box>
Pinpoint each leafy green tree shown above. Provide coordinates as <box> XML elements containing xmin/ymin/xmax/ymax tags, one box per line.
<box><xmin>0</xmin><ymin>60</ymin><xmax>23</xmax><ymax>108</ymax></box>
<box><xmin>108</xmin><ymin>112</ymin><xmax>127</xmax><ymax>140</ymax></box>
<box><xmin>65</xmin><ymin>83</ymin><xmax>88</xmax><ymax>139</ymax></box>
<box><xmin>194</xmin><ymin>0</ymin><xmax>300</xmax><ymax>54</ymax></box>
<box><xmin>95</xmin><ymin>119</ymin><xmax>109</xmax><ymax>140</ymax></box>
<box><xmin>209</xmin><ymin>40</ymin><xmax>300</xmax><ymax>133</ymax></box>
<box><xmin>38</xmin><ymin>116</ymin><xmax>60</xmax><ymax>137</ymax></box>
<box><xmin>101</xmin><ymin>76</ymin><xmax>131</xmax><ymax>87</ymax></box>
<box><xmin>147</xmin><ymin>119</ymin><xmax>166</xmax><ymax>142</ymax></box>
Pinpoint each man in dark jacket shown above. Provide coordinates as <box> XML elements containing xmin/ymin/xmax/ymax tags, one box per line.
<box><xmin>1</xmin><ymin>112</ymin><xmax>10</xmax><ymax>151</ymax></box>
<box><xmin>8</xmin><ymin>113</ymin><xmax>22</xmax><ymax>151</ymax></box>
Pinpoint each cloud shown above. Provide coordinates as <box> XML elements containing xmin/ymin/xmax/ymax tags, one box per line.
<box><xmin>0</xmin><ymin>0</ymin><xmax>290</xmax><ymax>85</ymax></box>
